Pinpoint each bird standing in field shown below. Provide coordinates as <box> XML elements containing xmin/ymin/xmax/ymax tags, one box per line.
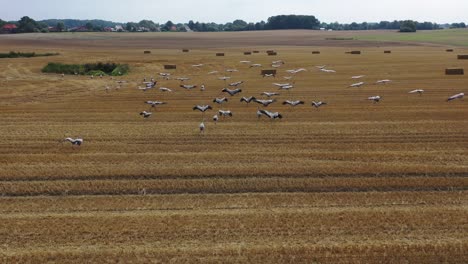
<box><xmin>213</xmin><ymin>114</ymin><xmax>219</xmax><ymax>124</ymax></box>
<box><xmin>261</xmin><ymin>92</ymin><xmax>280</xmax><ymax>97</ymax></box>
<box><xmin>63</xmin><ymin>137</ymin><xmax>83</xmax><ymax>147</ymax></box>
<box><xmin>367</xmin><ymin>96</ymin><xmax>381</xmax><ymax>103</ymax></box>
<box><xmin>180</xmin><ymin>84</ymin><xmax>197</xmax><ymax>90</ymax></box>
<box><xmin>145</xmin><ymin>101</ymin><xmax>167</xmax><ymax>108</ymax></box>
<box><xmin>240</xmin><ymin>96</ymin><xmax>255</xmax><ymax>105</ymax></box>
<box><xmin>140</xmin><ymin>111</ymin><xmax>152</xmax><ymax>118</ymax></box>
<box><xmin>254</xmin><ymin>98</ymin><xmax>277</xmax><ymax>107</ymax></box>
<box><xmin>199</xmin><ymin>121</ymin><xmax>205</xmax><ymax>134</ymax></box>
<box><xmin>376</xmin><ymin>79</ymin><xmax>391</xmax><ymax>84</ymax></box>
<box><xmin>349</xmin><ymin>82</ymin><xmax>365</xmax><ymax>88</ymax></box>
<box><xmin>408</xmin><ymin>89</ymin><xmax>424</xmax><ymax>96</ymax></box>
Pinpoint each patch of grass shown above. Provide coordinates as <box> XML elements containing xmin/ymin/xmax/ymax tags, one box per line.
<box><xmin>41</xmin><ymin>62</ymin><xmax>129</xmax><ymax>75</ymax></box>
<box><xmin>0</xmin><ymin>51</ymin><xmax>59</xmax><ymax>59</ymax></box>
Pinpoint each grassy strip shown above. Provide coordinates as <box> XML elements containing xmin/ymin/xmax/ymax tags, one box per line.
<box><xmin>41</xmin><ymin>62</ymin><xmax>129</xmax><ymax>76</ymax></box>
<box><xmin>0</xmin><ymin>51</ymin><xmax>59</xmax><ymax>58</ymax></box>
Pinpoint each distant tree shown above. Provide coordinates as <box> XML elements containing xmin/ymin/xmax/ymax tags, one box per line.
<box><xmin>0</xmin><ymin>19</ymin><xmax>6</xmax><ymax>28</ymax></box>
<box><xmin>450</xmin><ymin>22</ymin><xmax>466</xmax><ymax>28</ymax></box>
<box><xmin>400</xmin><ymin>20</ymin><xmax>417</xmax><ymax>32</ymax></box>
<box><xmin>126</xmin><ymin>22</ymin><xmax>138</xmax><ymax>32</ymax></box>
<box><xmin>56</xmin><ymin>22</ymin><xmax>65</xmax><ymax>32</ymax></box>
<box><xmin>17</xmin><ymin>16</ymin><xmax>40</xmax><ymax>33</ymax></box>
<box><xmin>138</xmin><ymin>20</ymin><xmax>158</xmax><ymax>31</ymax></box>
<box><xmin>85</xmin><ymin>22</ymin><xmax>94</xmax><ymax>31</ymax></box>
<box><xmin>266</xmin><ymin>15</ymin><xmax>320</xmax><ymax>30</ymax></box>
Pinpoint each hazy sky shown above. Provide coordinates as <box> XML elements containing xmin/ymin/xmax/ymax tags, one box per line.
<box><xmin>1</xmin><ymin>0</ymin><xmax>467</xmax><ymax>24</ymax></box>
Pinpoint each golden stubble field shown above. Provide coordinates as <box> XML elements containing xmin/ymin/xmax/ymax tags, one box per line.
<box><xmin>0</xmin><ymin>31</ymin><xmax>467</xmax><ymax>263</ymax></box>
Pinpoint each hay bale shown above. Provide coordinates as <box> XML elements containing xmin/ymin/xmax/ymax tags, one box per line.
<box><xmin>253</xmin><ymin>50</ymin><xmax>260</xmax><ymax>54</ymax></box>
<box><xmin>446</xmin><ymin>49</ymin><xmax>454</xmax><ymax>52</ymax></box>
<box><xmin>244</xmin><ymin>51</ymin><xmax>252</xmax><ymax>55</ymax></box>
<box><xmin>384</xmin><ymin>50</ymin><xmax>392</xmax><ymax>54</ymax></box>
<box><xmin>261</xmin><ymin>69</ymin><xmax>277</xmax><ymax>77</ymax></box>
<box><xmin>182</xmin><ymin>49</ymin><xmax>189</xmax><ymax>52</ymax></box>
<box><xmin>457</xmin><ymin>55</ymin><xmax>468</xmax><ymax>59</ymax></box>
<box><xmin>266</xmin><ymin>50</ymin><xmax>275</xmax><ymax>54</ymax></box>
<box><xmin>312</xmin><ymin>51</ymin><xmax>320</xmax><ymax>54</ymax></box>
<box><xmin>350</xmin><ymin>51</ymin><xmax>361</xmax><ymax>55</ymax></box>
<box><xmin>164</xmin><ymin>64</ymin><xmax>177</xmax><ymax>70</ymax></box>
<box><xmin>144</xmin><ymin>50</ymin><xmax>151</xmax><ymax>54</ymax></box>
<box><xmin>267</xmin><ymin>52</ymin><xmax>277</xmax><ymax>56</ymax></box>
<box><xmin>445</xmin><ymin>68</ymin><xmax>464</xmax><ymax>75</ymax></box>
<box><xmin>216</xmin><ymin>53</ymin><xmax>225</xmax><ymax>56</ymax></box>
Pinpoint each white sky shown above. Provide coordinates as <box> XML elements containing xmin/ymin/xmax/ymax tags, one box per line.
<box><xmin>1</xmin><ymin>0</ymin><xmax>467</xmax><ymax>24</ymax></box>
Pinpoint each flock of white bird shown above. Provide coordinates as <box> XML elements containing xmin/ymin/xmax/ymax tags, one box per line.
<box><xmin>63</xmin><ymin>54</ymin><xmax>465</xmax><ymax>145</ymax></box>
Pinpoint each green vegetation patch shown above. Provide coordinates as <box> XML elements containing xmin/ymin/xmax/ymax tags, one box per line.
<box><xmin>42</xmin><ymin>62</ymin><xmax>129</xmax><ymax>76</ymax></box>
<box><xmin>0</xmin><ymin>51</ymin><xmax>59</xmax><ymax>59</ymax></box>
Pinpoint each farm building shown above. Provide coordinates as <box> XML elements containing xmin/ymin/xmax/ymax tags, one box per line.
<box><xmin>1</xmin><ymin>24</ymin><xmax>17</xmax><ymax>34</ymax></box>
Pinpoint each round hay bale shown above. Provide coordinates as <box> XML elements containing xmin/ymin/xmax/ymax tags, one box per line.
<box><xmin>216</xmin><ymin>53</ymin><xmax>225</xmax><ymax>56</ymax></box>
<box><xmin>446</xmin><ymin>49</ymin><xmax>454</xmax><ymax>52</ymax></box>
<box><xmin>253</xmin><ymin>50</ymin><xmax>260</xmax><ymax>54</ymax></box>
<box><xmin>312</xmin><ymin>51</ymin><xmax>321</xmax><ymax>54</ymax></box>
<box><xmin>384</xmin><ymin>50</ymin><xmax>392</xmax><ymax>54</ymax></box>
<box><xmin>457</xmin><ymin>55</ymin><xmax>468</xmax><ymax>60</ymax></box>
<box><xmin>164</xmin><ymin>65</ymin><xmax>177</xmax><ymax>70</ymax></box>
<box><xmin>244</xmin><ymin>51</ymin><xmax>252</xmax><ymax>55</ymax></box>
<box><xmin>144</xmin><ymin>50</ymin><xmax>151</xmax><ymax>54</ymax></box>
<box><xmin>182</xmin><ymin>49</ymin><xmax>190</xmax><ymax>52</ymax></box>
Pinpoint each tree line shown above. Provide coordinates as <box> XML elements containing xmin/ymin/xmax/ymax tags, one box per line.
<box><xmin>1</xmin><ymin>15</ymin><xmax>466</xmax><ymax>34</ymax></box>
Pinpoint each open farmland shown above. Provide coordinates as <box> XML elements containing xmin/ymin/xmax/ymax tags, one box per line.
<box><xmin>0</xmin><ymin>30</ymin><xmax>467</xmax><ymax>263</ymax></box>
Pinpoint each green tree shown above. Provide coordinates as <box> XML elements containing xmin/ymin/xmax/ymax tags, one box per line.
<box><xmin>56</xmin><ymin>22</ymin><xmax>65</xmax><ymax>32</ymax></box>
<box><xmin>85</xmin><ymin>22</ymin><xmax>94</xmax><ymax>31</ymax></box>
<box><xmin>400</xmin><ymin>20</ymin><xmax>416</xmax><ymax>32</ymax></box>
<box><xmin>18</xmin><ymin>16</ymin><xmax>39</xmax><ymax>33</ymax></box>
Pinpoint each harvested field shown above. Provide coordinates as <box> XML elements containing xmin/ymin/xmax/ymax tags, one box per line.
<box><xmin>0</xmin><ymin>31</ymin><xmax>467</xmax><ymax>263</ymax></box>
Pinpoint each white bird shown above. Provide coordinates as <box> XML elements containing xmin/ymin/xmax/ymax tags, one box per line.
<box><xmin>213</xmin><ymin>97</ymin><xmax>229</xmax><ymax>104</ymax></box>
<box><xmin>229</xmin><ymin>81</ymin><xmax>244</xmax><ymax>87</ymax></box>
<box><xmin>213</xmin><ymin>114</ymin><xmax>219</xmax><ymax>124</ymax></box>
<box><xmin>263</xmin><ymin>74</ymin><xmax>275</xmax><ymax>77</ymax></box>
<box><xmin>259</xmin><ymin>110</ymin><xmax>283</xmax><ymax>119</ymax></box>
<box><xmin>145</xmin><ymin>101</ymin><xmax>167</xmax><ymax>107</ymax></box>
<box><xmin>240</xmin><ymin>60</ymin><xmax>251</xmax><ymax>64</ymax></box>
<box><xmin>351</xmin><ymin>75</ymin><xmax>365</xmax><ymax>79</ymax></box>
<box><xmin>193</xmin><ymin>105</ymin><xmax>213</xmax><ymax>112</ymax></box>
<box><xmin>283</xmin><ymin>76</ymin><xmax>293</xmax><ymax>80</ymax></box>
<box><xmin>271</xmin><ymin>64</ymin><xmax>282</xmax><ymax>68</ymax></box>
<box><xmin>376</xmin><ymin>79</ymin><xmax>391</xmax><ymax>84</ymax></box>
<box><xmin>254</xmin><ymin>98</ymin><xmax>277</xmax><ymax>107</ymax></box>
<box><xmin>180</xmin><ymin>84</ymin><xmax>197</xmax><ymax>90</ymax></box>
<box><xmin>283</xmin><ymin>100</ymin><xmax>305</xmax><ymax>106</ymax></box>
<box><xmin>312</xmin><ymin>101</ymin><xmax>327</xmax><ymax>108</ymax></box>
<box><xmin>408</xmin><ymin>89</ymin><xmax>424</xmax><ymax>95</ymax></box>
<box><xmin>140</xmin><ymin>111</ymin><xmax>152</xmax><ymax>118</ymax></box>
<box><xmin>320</xmin><ymin>69</ymin><xmax>336</xmax><ymax>73</ymax></box>
<box><xmin>222</xmin><ymin>88</ymin><xmax>242</xmax><ymax>96</ymax></box>
<box><xmin>226</xmin><ymin>69</ymin><xmax>238</xmax><ymax>73</ymax></box>
<box><xmin>208</xmin><ymin>71</ymin><xmax>219</xmax><ymax>75</ymax></box>
<box><xmin>159</xmin><ymin>87</ymin><xmax>173</xmax><ymax>92</ymax></box>
<box><xmin>250</xmin><ymin>64</ymin><xmax>262</xmax><ymax>68</ymax></box>
<box><xmin>176</xmin><ymin>77</ymin><xmax>190</xmax><ymax>81</ymax></box>
<box><xmin>261</xmin><ymin>92</ymin><xmax>280</xmax><ymax>97</ymax></box>
<box><xmin>192</xmin><ymin>64</ymin><xmax>204</xmax><ymax>67</ymax></box>
<box><xmin>218</xmin><ymin>76</ymin><xmax>231</xmax><ymax>81</ymax></box>
<box><xmin>240</xmin><ymin>96</ymin><xmax>255</xmax><ymax>104</ymax></box>
<box><xmin>447</xmin><ymin>93</ymin><xmax>464</xmax><ymax>102</ymax></box>
<box><xmin>201</xmin><ymin>84</ymin><xmax>205</xmax><ymax>91</ymax></box>
<box><xmin>368</xmin><ymin>96</ymin><xmax>381</xmax><ymax>103</ymax></box>
<box><xmin>138</xmin><ymin>86</ymin><xmax>155</xmax><ymax>92</ymax></box>
<box><xmin>199</xmin><ymin>121</ymin><xmax>205</xmax><ymax>134</ymax></box>
<box><xmin>218</xmin><ymin>110</ymin><xmax>233</xmax><ymax>117</ymax></box>
<box><xmin>159</xmin><ymin>73</ymin><xmax>171</xmax><ymax>77</ymax></box>
<box><xmin>64</xmin><ymin>137</ymin><xmax>83</xmax><ymax>146</ymax></box>
<box><xmin>349</xmin><ymin>82</ymin><xmax>365</xmax><ymax>88</ymax></box>
<box><xmin>278</xmin><ymin>85</ymin><xmax>294</xmax><ymax>91</ymax></box>
<box><xmin>273</xmin><ymin>83</ymin><xmax>291</xmax><ymax>88</ymax></box>
<box><xmin>287</xmin><ymin>68</ymin><xmax>306</xmax><ymax>74</ymax></box>
<box><xmin>272</xmin><ymin>60</ymin><xmax>285</xmax><ymax>65</ymax></box>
